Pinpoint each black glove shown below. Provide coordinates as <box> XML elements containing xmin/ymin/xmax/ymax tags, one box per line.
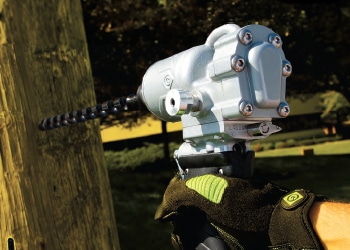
<box><xmin>155</xmin><ymin>174</ymin><xmax>325</xmax><ymax>250</ymax></box>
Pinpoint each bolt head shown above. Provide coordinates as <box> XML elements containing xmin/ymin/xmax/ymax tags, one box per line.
<box><xmin>231</xmin><ymin>56</ymin><xmax>245</xmax><ymax>72</ymax></box>
<box><xmin>239</xmin><ymin>101</ymin><xmax>253</xmax><ymax>116</ymax></box>
<box><xmin>238</xmin><ymin>29</ymin><xmax>253</xmax><ymax>45</ymax></box>
<box><xmin>269</xmin><ymin>33</ymin><xmax>283</xmax><ymax>48</ymax></box>
<box><xmin>278</xmin><ymin>102</ymin><xmax>290</xmax><ymax>117</ymax></box>
<box><xmin>282</xmin><ymin>60</ymin><xmax>292</xmax><ymax>77</ymax></box>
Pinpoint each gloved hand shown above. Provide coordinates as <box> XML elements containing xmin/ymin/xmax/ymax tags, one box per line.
<box><xmin>155</xmin><ymin>174</ymin><xmax>325</xmax><ymax>250</ymax></box>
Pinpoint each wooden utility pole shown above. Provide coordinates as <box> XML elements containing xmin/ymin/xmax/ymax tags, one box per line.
<box><xmin>0</xmin><ymin>1</ymin><xmax>120</xmax><ymax>249</ymax></box>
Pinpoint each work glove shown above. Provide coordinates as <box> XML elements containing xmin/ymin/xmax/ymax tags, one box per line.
<box><xmin>155</xmin><ymin>174</ymin><xmax>325</xmax><ymax>250</ymax></box>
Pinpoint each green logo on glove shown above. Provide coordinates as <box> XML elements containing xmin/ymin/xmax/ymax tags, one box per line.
<box><xmin>283</xmin><ymin>191</ymin><xmax>304</xmax><ymax>206</ymax></box>
<box><xmin>186</xmin><ymin>174</ymin><xmax>228</xmax><ymax>204</ymax></box>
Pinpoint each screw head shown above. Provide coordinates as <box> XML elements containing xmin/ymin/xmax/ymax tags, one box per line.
<box><xmin>231</xmin><ymin>56</ymin><xmax>245</xmax><ymax>72</ymax></box>
<box><xmin>239</xmin><ymin>101</ymin><xmax>253</xmax><ymax>116</ymax></box>
<box><xmin>269</xmin><ymin>33</ymin><xmax>283</xmax><ymax>48</ymax></box>
<box><xmin>238</xmin><ymin>29</ymin><xmax>253</xmax><ymax>45</ymax></box>
<box><xmin>282</xmin><ymin>60</ymin><xmax>292</xmax><ymax>77</ymax></box>
<box><xmin>278</xmin><ymin>102</ymin><xmax>290</xmax><ymax>117</ymax></box>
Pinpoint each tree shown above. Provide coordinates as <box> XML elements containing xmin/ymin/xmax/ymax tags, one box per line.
<box><xmin>0</xmin><ymin>1</ymin><xmax>119</xmax><ymax>249</ymax></box>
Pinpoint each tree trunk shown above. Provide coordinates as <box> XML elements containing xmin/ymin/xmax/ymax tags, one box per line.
<box><xmin>0</xmin><ymin>1</ymin><xmax>120</xmax><ymax>249</ymax></box>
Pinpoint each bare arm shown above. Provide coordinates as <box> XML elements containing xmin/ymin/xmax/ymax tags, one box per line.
<box><xmin>309</xmin><ymin>201</ymin><xmax>350</xmax><ymax>249</ymax></box>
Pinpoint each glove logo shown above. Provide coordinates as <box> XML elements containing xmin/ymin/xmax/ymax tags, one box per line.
<box><xmin>285</xmin><ymin>192</ymin><xmax>302</xmax><ymax>204</ymax></box>
<box><xmin>281</xmin><ymin>190</ymin><xmax>308</xmax><ymax>210</ymax></box>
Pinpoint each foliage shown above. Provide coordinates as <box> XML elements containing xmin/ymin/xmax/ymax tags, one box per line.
<box><xmin>81</xmin><ymin>0</ymin><xmax>350</xmax><ymax>126</ymax></box>
<box><xmin>82</xmin><ymin>0</ymin><xmax>294</xmax><ymax>98</ymax></box>
<box><xmin>104</xmin><ymin>142</ymin><xmax>180</xmax><ymax>171</ymax></box>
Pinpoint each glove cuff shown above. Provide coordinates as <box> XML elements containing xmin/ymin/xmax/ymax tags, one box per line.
<box><xmin>269</xmin><ymin>189</ymin><xmax>325</xmax><ymax>250</ymax></box>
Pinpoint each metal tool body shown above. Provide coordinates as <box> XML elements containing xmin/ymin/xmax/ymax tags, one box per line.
<box><xmin>139</xmin><ymin>24</ymin><xmax>291</xmax><ymax>178</ymax></box>
<box><xmin>39</xmin><ymin>24</ymin><xmax>291</xmax><ymax>179</ymax></box>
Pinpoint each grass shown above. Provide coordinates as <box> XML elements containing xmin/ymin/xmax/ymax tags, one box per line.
<box><xmin>109</xmin><ymin>167</ymin><xmax>175</xmax><ymax>250</ymax></box>
<box><xmin>254</xmin><ymin>137</ymin><xmax>349</xmax><ymax>157</ymax></box>
<box><xmin>254</xmin><ymin>155</ymin><xmax>350</xmax><ymax>201</ymax></box>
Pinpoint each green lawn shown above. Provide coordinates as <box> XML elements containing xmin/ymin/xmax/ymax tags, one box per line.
<box><xmin>255</xmin><ymin>138</ymin><xmax>350</xmax><ymax>157</ymax></box>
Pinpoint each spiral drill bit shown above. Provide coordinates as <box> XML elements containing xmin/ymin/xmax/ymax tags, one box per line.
<box><xmin>38</xmin><ymin>94</ymin><xmax>139</xmax><ymax>131</ymax></box>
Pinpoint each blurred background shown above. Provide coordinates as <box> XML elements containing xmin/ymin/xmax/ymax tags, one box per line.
<box><xmin>80</xmin><ymin>0</ymin><xmax>350</xmax><ymax>249</ymax></box>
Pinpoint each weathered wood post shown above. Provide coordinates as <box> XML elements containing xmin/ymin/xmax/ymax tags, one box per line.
<box><xmin>0</xmin><ymin>1</ymin><xmax>120</xmax><ymax>249</ymax></box>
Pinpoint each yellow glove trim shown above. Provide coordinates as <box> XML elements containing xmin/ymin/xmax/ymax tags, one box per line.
<box><xmin>185</xmin><ymin>174</ymin><xmax>228</xmax><ymax>204</ymax></box>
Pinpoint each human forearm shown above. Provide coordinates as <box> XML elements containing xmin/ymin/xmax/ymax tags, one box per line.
<box><xmin>309</xmin><ymin>201</ymin><xmax>350</xmax><ymax>249</ymax></box>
